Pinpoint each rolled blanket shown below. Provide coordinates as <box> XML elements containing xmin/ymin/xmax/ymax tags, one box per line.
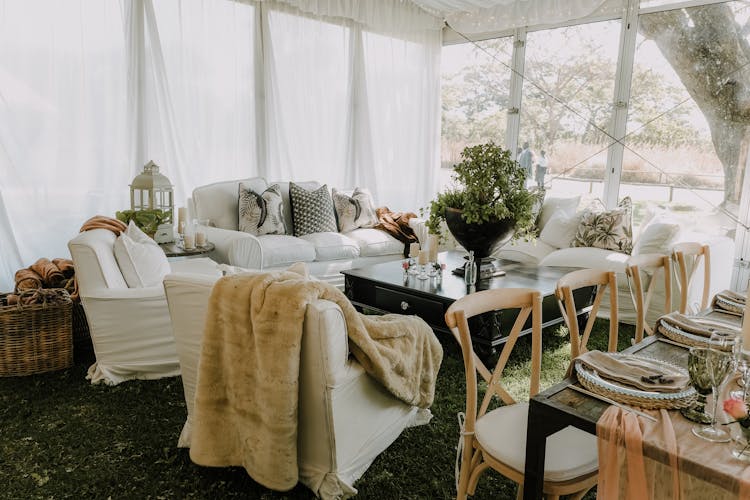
<box><xmin>52</xmin><ymin>258</ymin><xmax>75</xmax><ymax>279</ymax></box>
<box><xmin>374</xmin><ymin>206</ymin><xmax>418</xmax><ymax>257</ymax></box>
<box><xmin>30</xmin><ymin>258</ymin><xmax>65</xmax><ymax>288</ymax></box>
<box><xmin>14</xmin><ymin>268</ymin><xmax>42</xmax><ymax>292</ymax></box>
<box><xmin>712</xmin><ymin>289</ymin><xmax>745</xmax><ymax>316</ymax></box>
<box><xmin>657</xmin><ymin>311</ymin><xmax>740</xmax><ymax>338</ymax></box>
<box><xmin>80</xmin><ymin>215</ymin><xmax>127</xmax><ymax>235</ymax></box>
<box><xmin>577</xmin><ymin>350</ymin><xmax>689</xmax><ymax>393</ymax></box>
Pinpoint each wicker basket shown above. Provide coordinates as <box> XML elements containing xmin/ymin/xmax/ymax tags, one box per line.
<box><xmin>72</xmin><ymin>301</ymin><xmax>90</xmax><ymax>345</ymax></box>
<box><xmin>0</xmin><ymin>289</ymin><xmax>73</xmax><ymax>376</ymax></box>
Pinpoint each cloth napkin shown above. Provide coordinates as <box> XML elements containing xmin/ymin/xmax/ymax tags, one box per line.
<box><xmin>657</xmin><ymin>311</ymin><xmax>740</xmax><ymax>338</ymax></box>
<box><xmin>576</xmin><ymin>350</ymin><xmax>689</xmax><ymax>393</ymax></box>
<box><xmin>712</xmin><ymin>289</ymin><xmax>746</xmax><ymax>316</ymax></box>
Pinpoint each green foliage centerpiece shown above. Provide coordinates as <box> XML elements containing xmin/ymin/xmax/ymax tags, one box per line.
<box><xmin>115</xmin><ymin>209</ymin><xmax>172</xmax><ymax>237</ymax></box>
<box><xmin>426</xmin><ymin>142</ymin><xmax>537</xmax><ymax>263</ymax></box>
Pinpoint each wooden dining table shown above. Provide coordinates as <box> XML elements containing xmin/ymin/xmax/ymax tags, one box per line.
<box><xmin>522</xmin><ymin>312</ymin><xmax>747</xmax><ymax>499</ymax></box>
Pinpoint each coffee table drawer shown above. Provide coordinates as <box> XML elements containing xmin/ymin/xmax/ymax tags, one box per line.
<box><xmin>374</xmin><ymin>286</ymin><xmax>444</xmax><ymax>320</ymax></box>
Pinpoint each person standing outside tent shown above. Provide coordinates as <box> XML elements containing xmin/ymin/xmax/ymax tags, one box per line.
<box><xmin>535</xmin><ymin>150</ymin><xmax>548</xmax><ymax>189</ymax></box>
<box><xmin>518</xmin><ymin>141</ymin><xmax>535</xmax><ymax>179</ymax></box>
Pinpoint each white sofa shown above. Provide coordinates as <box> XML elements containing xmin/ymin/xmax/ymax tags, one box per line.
<box><xmin>493</xmin><ymin>196</ymin><xmax>734</xmax><ymax>326</ymax></box>
<box><xmin>188</xmin><ymin>178</ymin><xmax>421</xmax><ymax>284</ymax></box>
<box><xmin>68</xmin><ymin>228</ymin><xmax>222</xmax><ymax>385</ymax></box>
<box><xmin>163</xmin><ymin>271</ymin><xmax>429</xmax><ymax>499</ymax></box>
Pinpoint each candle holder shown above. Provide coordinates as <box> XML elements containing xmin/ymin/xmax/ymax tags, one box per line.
<box><xmin>417</xmin><ymin>264</ymin><xmax>429</xmax><ymax>280</ymax></box>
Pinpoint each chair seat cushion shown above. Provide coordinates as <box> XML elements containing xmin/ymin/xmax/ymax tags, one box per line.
<box><xmin>344</xmin><ymin>228</ymin><xmax>403</xmax><ymax>257</ymax></box>
<box><xmin>113</xmin><ymin>221</ymin><xmax>171</xmax><ymax>288</ymax></box>
<box><xmin>299</xmin><ymin>232</ymin><xmax>360</xmax><ymax>261</ymax></box>
<box><xmin>474</xmin><ymin>402</ymin><xmax>598</xmax><ymax>483</ymax></box>
<box><xmin>256</xmin><ymin>235</ymin><xmax>316</xmax><ymax>267</ymax></box>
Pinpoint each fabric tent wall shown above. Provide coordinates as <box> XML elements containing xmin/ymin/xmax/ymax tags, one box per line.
<box><xmin>0</xmin><ymin>0</ymin><xmax>441</xmax><ymax>291</ymax></box>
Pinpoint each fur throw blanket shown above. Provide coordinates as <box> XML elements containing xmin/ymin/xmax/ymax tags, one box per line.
<box><xmin>190</xmin><ymin>266</ymin><xmax>442</xmax><ymax>491</ymax></box>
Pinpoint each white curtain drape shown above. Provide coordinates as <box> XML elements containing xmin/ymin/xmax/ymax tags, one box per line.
<box><xmin>0</xmin><ymin>0</ymin><xmax>130</xmax><ymax>291</ymax></box>
<box><xmin>0</xmin><ymin>0</ymin><xmax>441</xmax><ymax>290</ymax></box>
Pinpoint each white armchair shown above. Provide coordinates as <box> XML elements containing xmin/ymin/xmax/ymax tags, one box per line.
<box><xmin>68</xmin><ymin>228</ymin><xmax>221</xmax><ymax>385</ymax></box>
<box><xmin>163</xmin><ymin>272</ymin><xmax>430</xmax><ymax>499</ymax></box>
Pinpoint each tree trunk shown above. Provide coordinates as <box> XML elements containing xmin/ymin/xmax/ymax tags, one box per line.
<box><xmin>638</xmin><ymin>4</ymin><xmax>750</xmax><ymax>204</ymax></box>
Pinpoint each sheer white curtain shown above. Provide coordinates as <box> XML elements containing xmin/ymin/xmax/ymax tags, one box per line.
<box><xmin>0</xmin><ymin>0</ymin><xmax>442</xmax><ymax>289</ymax></box>
<box><xmin>0</xmin><ymin>0</ymin><xmax>129</xmax><ymax>291</ymax></box>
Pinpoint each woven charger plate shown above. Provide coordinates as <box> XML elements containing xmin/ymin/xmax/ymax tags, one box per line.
<box><xmin>656</xmin><ymin>320</ymin><xmax>712</xmax><ymax>349</ymax></box>
<box><xmin>575</xmin><ymin>354</ymin><xmax>696</xmax><ymax>410</ymax></box>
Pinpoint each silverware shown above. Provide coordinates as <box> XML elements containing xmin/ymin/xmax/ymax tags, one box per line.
<box><xmin>566</xmin><ymin>384</ymin><xmax>659</xmax><ymax>422</ymax></box>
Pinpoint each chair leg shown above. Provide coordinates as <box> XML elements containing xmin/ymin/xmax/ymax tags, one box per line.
<box><xmin>515</xmin><ymin>483</ymin><xmax>523</xmax><ymax>500</ymax></box>
<box><xmin>456</xmin><ymin>440</ymin><xmax>473</xmax><ymax>500</ymax></box>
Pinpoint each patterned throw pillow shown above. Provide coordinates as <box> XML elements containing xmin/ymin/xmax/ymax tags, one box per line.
<box><xmin>332</xmin><ymin>187</ymin><xmax>378</xmax><ymax>233</ymax></box>
<box><xmin>239</xmin><ymin>183</ymin><xmax>286</xmax><ymax>236</ymax></box>
<box><xmin>572</xmin><ymin>197</ymin><xmax>633</xmax><ymax>254</ymax></box>
<box><xmin>289</xmin><ymin>182</ymin><xmax>338</xmax><ymax>236</ymax></box>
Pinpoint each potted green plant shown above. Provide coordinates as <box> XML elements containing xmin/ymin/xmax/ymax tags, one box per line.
<box><xmin>115</xmin><ymin>208</ymin><xmax>172</xmax><ymax>237</ymax></box>
<box><xmin>426</xmin><ymin>142</ymin><xmax>538</xmax><ymax>260</ymax></box>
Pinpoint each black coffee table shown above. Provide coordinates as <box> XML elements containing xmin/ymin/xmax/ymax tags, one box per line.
<box><xmin>342</xmin><ymin>251</ymin><xmax>594</xmax><ymax>357</ymax></box>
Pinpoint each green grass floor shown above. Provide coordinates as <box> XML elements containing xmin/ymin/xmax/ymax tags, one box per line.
<box><xmin>0</xmin><ymin>320</ymin><xmax>634</xmax><ymax>499</ymax></box>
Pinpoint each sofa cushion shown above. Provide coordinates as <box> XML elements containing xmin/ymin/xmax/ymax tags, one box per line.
<box><xmin>344</xmin><ymin>228</ymin><xmax>404</xmax><ymax>257</ymax></box>
<box><xmin>493</xmin><ymin>239</ymin><xmax>557</xmax><ymax>265</ymax></box>
<box><xmin>633</xmin><ymin>214</ymin><xmax>681</xmax><ymax>256</ymax></box>
<box><xmin>299</xmin><ymin>232</ymin><xmax>360</xmax><ymax>261</ymax></box>
<box><xmin>256</xmin><ymin>235</ymin><xmax>316</xmax><ymax>267</ymax></box>
<box><xmin>539</xmin><ymin>211</ymin><xmax>581</xmax><ymax>249</ymax></box>
<box><xmin>333</xmin><ymin>187</ymin><xmax>378</xmax><ymax>233</ymax></box>
<box><xmin>113</xmin><ymin>221</ymin><xmax>171</xmax><ymax>287</ymax></box>
<box><xmin>540</xmin><ymin>247</ymin><xmax>629</xmax><ymax>273</ymax></box>
<box><xmin>239</xmin><ymin>183</ymin><xmax>287</xmax><ymax>236</ymax></box>
<box><xmin>193</xmin><ymin>177</ymin><xmax>267</xmax><ymax>231</ymax></box>
<box><xmin>538</xmin><ymin>195</ymin><xmax>580</xmax><ymax>230</ymax></box>
<box><xmin>572</xmin><ymin>197</ymin><xmax>633</xmax><ymax>254</ymax></box>
<box><xmin>290</xmin><ymin>183</ymin><xmax>338</xmax><ymax>237</ymax></box>
<box><xmin>271</xmin><ymin>180</ymin><xmax>320</xmax><ymax>236</ymax></box>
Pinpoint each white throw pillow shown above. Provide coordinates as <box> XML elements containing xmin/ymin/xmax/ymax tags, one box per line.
<box><xmin>539</xmin><ymin>211</ymin><xmax>581</xmax><ymax>249</ymax></box>
<box><xmin>538</xmin><ymin>195</ymin><xmax>581</xmax><ymax>231</ymax></box>
<box><xmin>114</xmin><ymin>221</ymin><xmax>171</xmax><ymax>288</ymax></box>
<box><xmin>633</xmin><ymin>214</ymin><xmax>682</xmax><ymax>255</ymax></box>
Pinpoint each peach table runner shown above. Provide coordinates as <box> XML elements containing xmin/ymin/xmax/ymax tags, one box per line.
<box><xmin>597</xmin><ymin>399</ymin><xmax>750</xmax><ymax>498</ymax></box>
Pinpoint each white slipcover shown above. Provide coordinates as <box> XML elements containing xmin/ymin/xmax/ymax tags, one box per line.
<box><xmin>68</xmin><ymin>229</ymin><xmax>222</xmax><ymax>385</ymax></box>
<box><xmin>163</xmin><ymin>272</ymin><xmax>430</xmax><ymax>499</ymax></box>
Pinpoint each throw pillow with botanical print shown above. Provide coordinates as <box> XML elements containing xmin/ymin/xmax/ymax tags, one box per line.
<box><xmin>572</xmin><ymin>197</ymin><xmax>633</xmax><ymax>254</ymax></box>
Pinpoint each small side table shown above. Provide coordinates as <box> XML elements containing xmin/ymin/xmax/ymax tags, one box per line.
<box><xmin>159</xmin><ymin>242</ymin><xmax>215</xmax><ymax>258</ymax></box>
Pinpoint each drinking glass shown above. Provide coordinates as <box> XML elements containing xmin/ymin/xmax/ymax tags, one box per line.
<box><xmin>709</xmin><ymin>330</ymin><xmax>741</xmax><ymax>370</ymax></box>
<box><xmin>692</xmin><ymin>347</ymin><xmax>732</xmax><ymax>442</ymax></box>
<box><xmin>681</xmin><ymin>347</ymin><xmax>712</xmax><ymax>424</ymax></box>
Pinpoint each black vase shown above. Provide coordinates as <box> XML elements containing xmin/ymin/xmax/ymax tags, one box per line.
<box><xmin>444</xmin><ymin>207</ymin><xmax>516</xmax><ymax>261</ymax></box>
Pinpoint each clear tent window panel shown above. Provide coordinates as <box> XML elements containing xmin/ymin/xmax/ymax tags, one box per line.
<box><xmin>440</xmin><ymin>38</ymin><xmax>513</xmax><ymax>191</ymax></box>
<box><xmin>624</xmin><ymin>1</ymin><xmax>749</xmax><ymax>235</ymax></box>
<box><xmin>519</xmin><ymin>20</ymin><xmax>621</xmax><ymax>197</ymax></box>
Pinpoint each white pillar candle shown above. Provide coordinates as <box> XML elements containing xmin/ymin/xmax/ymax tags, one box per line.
<box><xmin>428</xmin><ymin>234</ymin><xmax>439</xmax><ymax>263</ymax></box>
<box><xmin>177</xmin><ymin>207</ymin><xmax>187</xmax><ymax>235</ymax></box>
<box><xmin>183</xmin><ymin>233</ymin><xmax>195</xmax><ymax>250</ymax></box>
<box><xmin>418</xmin><ymin>249</ymin><xmax>429</xmax><ymax>266</ymax></box>
<box><xmin>195</xmin><ymin>231</ymin><xmax>206</xmax><ymax>247</ymax></box>
<box><xmin>743</xmin><ymin>286</ymin><xmax>750</xmax><ymax>349</ymax></box>
<box><xmin>409</xmin><ymin>242</ymin><xmax>420</xmax><ymax>258</ymax></box>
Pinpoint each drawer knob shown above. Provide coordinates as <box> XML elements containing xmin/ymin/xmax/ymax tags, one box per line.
<box><xmin>400</xmin><ymin>301</ymin><xmax>410</xmax><ymax>311</ymax></box>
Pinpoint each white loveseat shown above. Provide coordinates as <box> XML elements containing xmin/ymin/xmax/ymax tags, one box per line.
<box><xmin>493</xmin><ymin>196</ymin><xmax>734</xmax><ymax>326</ymax></box>
<box><xmin>188</xmin><ymin>178</ymin><xmax>421</xmax><ymax>284</ymax></box>
<box><xmin>163</xmin><ymin>271</ymin><xmax>429</xmax><ymax>499</ymax></box>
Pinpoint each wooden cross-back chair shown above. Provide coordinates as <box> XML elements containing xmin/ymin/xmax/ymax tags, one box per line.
<box><xmin>555</xmin><ymin>269</ymin><xmax>619</xmax><ymax>365</ymax></box>
<box><xmin>672</xmin><ymin>242</ymin><xmax>710</xmax><ymax>314</ymax></box>
<box><xmin>625</xmin><ymin>253</ymin><xmax>672</xmax><ymax>344</ymax></box>
<box><xmin>445</xmin><ymin>288</ymin><xmax>597</xmax><ymax>500</ymax></box>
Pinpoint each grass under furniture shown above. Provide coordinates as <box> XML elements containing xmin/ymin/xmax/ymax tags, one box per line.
<box><xmin>0</xmin><ymin>320</ymin><xmax>634</xmax><ymax>499</ymax></box>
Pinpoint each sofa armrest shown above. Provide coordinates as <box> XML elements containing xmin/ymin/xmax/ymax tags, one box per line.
<box><xmin>200</xmin><ymin>226</ymin><xmax>263</xmax><ymax>269</ymax></box>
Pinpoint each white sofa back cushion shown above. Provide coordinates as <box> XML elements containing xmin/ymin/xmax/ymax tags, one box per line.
<box><xmin>538</xmin><ymin>195</ymin><xmax>581</xmax><ymax>230</ymax></box>
<box><xmin>539</xmin><ymin>211</ymin><xmax>581</xmax><ymax>249</ymax></box>
<box><xmin>113</xmin><ymin>221</ymin><xmax>171</xmax><ymax>288</ymax></box>
<box><xmin>193</xmin><ymin>177</ymin><xmax>268</xmax><ymax>231</ymax></box>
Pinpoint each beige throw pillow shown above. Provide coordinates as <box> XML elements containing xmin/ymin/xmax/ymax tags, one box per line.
<box><xmin>332</xmin><ymin>187</ymin><xmax>378</xmax><ymax>233</ymax></box>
